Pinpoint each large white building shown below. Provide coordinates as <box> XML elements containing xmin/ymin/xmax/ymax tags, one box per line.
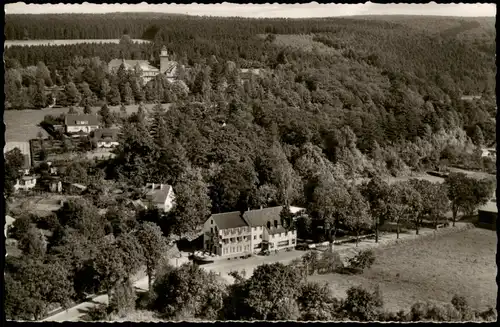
<box><xmin>203</xmin><ymin>206</ymin><xmax>305</xmax><ymax>258</ymax></box>
<box><xmin>108</xmin><ymin>46</ymin><xmax>178</xmax><ymax>84</ymax></box>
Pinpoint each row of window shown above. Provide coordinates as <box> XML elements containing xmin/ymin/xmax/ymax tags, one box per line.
<box><xmin>223</xmin><ymin>244</ymin><xmax>250</xmax><ymax>255</ymax></box>
<box><xmin>222</xmin><ymin>236</ymin><xmax>251</xmax><ymax>244</ymax></box>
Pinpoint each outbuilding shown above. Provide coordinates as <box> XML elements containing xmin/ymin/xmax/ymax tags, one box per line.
<box><xmin>478</xmin><ymin>201</ymin><xmax>497</xmax><ymax>229</ymax></box>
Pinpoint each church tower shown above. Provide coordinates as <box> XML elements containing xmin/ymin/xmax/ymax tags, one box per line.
<box><xmin>160</xmin><ymin>46</ymin><xmax>170</xmax><ymax>74</ymax></box>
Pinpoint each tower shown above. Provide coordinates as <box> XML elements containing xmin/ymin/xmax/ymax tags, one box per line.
<box><xmin>160</xmin><ymin>46</ymin><xmax>170</xmax><ymax>74</ymax></box>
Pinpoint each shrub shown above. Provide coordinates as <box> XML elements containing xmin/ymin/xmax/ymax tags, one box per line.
<box><xmin>136</xmin><ymin>290</ymin><xmax>156</xmax><ymax>310</ymax></box>
<box><xmin>378</xmin><ymin>309</ymin><xmax>409</xmax><ymax>322</ymax></box>
<box><xmin>341</xmin><ymin>285</ymin><xmax>384</xmax><ymax>321</ymax></box>
<box><xmin>409</xmin><ymin>301</ymin><xmax>461</xmax><ymax>321</ymax></box>
<box><xmin>85</xmin><ymin>303</ymin><xmax>109</xmax><ymax>321</ymax></box>
<box><xmin>108</xmin><ymin>280</ymin><xmax>137</xmax><ymax>318</ymax></box>
<box><xmin>32</xmin><ymin>213</ymin><xmax>60</xmax><ymax>231</ymax></box>
<box><xmin>317</xmin><ymin>251</ymin><xmax>343</xmax><ymax>274</ymax></box>
<box><xmin>476</xmin><ymin>307</ymin><xmax>496</xmax><ymax>322</ymax></box>
<box><xmin>339</xmin><ymin>249</ymin><xmax>375</xmax><ymax>275</ymax></box>
<box><xmin>302</xmin><ymin>251</ymin><xmax>319</xmax><ymax>275</ymax></box>
<box><xmin>451</xmin><ymin>294</ymin><xmax>475</xmax><ymax>320</ymax></box>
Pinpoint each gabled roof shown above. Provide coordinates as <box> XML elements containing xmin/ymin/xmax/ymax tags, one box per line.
<box><xmin>161</xmin><ymin>61</ymin><xmax>177</xmax><ymax>75</ymax></box>
<box><xmin>93</xmin><ymin>128</ymin><xmax>119</xmax><ymax>142</ymax></box>
<box><xmin>211</xmin><ymin>211</ymin><xmax>248</xmax><ymax>230</ymax></box>
<box><xmin>65</xmin><ymin>114</ymin><xmax>100</xmax><ymax>126</ymax></box>
<box><xmin>243</xmin><ymin>206</ymin><xmax>284</xmax><ymax>227</ymax></box>
<box><xmin>268</xmin><ymin>225</ymin><xmax>287</xmax><ymax>235</ymax></box>
<box><xmin>5</xmin><ymin>215</ymin><xmax>15</xmax><ymax>227</ymax></box>
<box><xmin>145</xmin><ymin>184</ymin><xmax>172</xmax><ymax>204</ymax></box>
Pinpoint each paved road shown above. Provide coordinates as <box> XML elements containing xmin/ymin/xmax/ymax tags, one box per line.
<box><xmin>42</xmin><ymin>220</ymin><xmax>473</xmax><ymax>322</ymax></box>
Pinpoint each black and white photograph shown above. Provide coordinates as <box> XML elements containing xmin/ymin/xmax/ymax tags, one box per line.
<box><xmin>3</xmin><ymin>1</ymin><xmax>497</xmax><ymax>322</ymax></box>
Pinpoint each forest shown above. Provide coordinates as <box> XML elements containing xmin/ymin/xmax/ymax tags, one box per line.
<box><xmin>3</xmin><ymin>13</ymin><xmax>497</xmax><ymax>321</ymax></box>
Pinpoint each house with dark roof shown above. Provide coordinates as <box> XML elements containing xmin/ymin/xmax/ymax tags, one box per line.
<box><xmin>203</xmin><ymin>211</ymin><xmax>252</xmax><ymax>258</ymax></box>
<box><xmin>144</xmin><ymin>183</ymin><xmax>176</xmax><ymax>212</ymax></box>
<box><xmin>64</xmin><ymin>114</ymin><xmax>100</xmax><ymax>134</ymax></box>
<box><xmin>92</xmin><ymin>128</ymin><xmax>120</xmax><ymax>148</ymax></box>
<box><xmin>203</xmin><ymin>206</ymin><xmax>305</xmax><ymax>257</ymax></box>
<box><xmin>478</xmin><ymin>201</ymin><xmax>497</xmax><ymax>230</ymax></box>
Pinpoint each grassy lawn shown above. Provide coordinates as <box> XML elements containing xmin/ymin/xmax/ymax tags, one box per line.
<box><xmin>5</xmin><ymin>103</ymin><xmax>171</xmax><ymax>142</ymax></box>
<box><xmin>309</xmin><ymin>227</ymin><xmax>496</xmax><ymax>313</ymax></box>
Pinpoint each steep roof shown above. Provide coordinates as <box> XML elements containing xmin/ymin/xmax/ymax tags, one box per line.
<box><xmin>65</xmin><ymin>114</ymin><xmax>100</xmax><ymax>126</ymax></box>
<box><xmin>145</xmin><ymin>184</ymin><xmax>172</xmax><ymax>204</ymax></box>
<box><xmin>108</xmin><ymin>59</ymin><xmax>159</xmax><ymax>72</ymax></box>
<box><xmin>243</xmin><ymin>206</ymin><xmax>284</xmax><ymax>227</ymax></box>
<box><xmin>161</xmin><ymin>61</ymin><xmax>177</xmax><ymax>75</ymax></box>
<box><xmin>211</xmin><ymin>211</ymin><xmax>248</xmax><ymax>230</ymax></box>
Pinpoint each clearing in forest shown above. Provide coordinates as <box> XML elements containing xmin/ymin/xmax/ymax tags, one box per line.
<box><xmin>258</xmin><ymin>33</ymin><xmax>344</xmax><ymax>57</ymax></box>
<box><xmin>4</xmin><ymin>103</ymin><xmax>170</xmax><ymax>142</ymax></box>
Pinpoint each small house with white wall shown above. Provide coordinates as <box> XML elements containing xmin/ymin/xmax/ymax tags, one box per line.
<box><xmin>92</xmin><ymin>128</ymin><xmax>120</xmax><ymax>149</ymax></box>
<box><xmin>144</xmin><ymin>183</ymin><xmax>175</xmax><ymax>213</ymax></box>
<box><xmin>65</xmin><ymin>114</ymin><xmax>100</xmax><ymax>134</ymax></box>
<box><xmin>14</xmin><ymin>175</ymin><xmax>38</xmax><ymax>192</ymax></box>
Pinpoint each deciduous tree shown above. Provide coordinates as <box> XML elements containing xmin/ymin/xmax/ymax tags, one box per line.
<box><xmin>136</xmin><ymin>221</ymin><xmax>168</xmax><ymax>291</ymax></box>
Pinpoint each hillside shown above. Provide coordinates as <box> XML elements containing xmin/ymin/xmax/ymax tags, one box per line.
<box><xmin>3</xmin><ymin>14</ymin><xmax>496</xmax><ymax>184</ymax></box>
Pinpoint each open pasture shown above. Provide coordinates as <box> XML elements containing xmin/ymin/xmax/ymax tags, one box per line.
<box><xmin>309</xmin><ymin>227</ymin><xmax>496</xmax><ymax>313</ymax></box>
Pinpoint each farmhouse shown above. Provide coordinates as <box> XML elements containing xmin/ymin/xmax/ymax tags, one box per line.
<box><xmin>92</xmin><ymin>128</ymin><xmax>120</xmax><ymax>149</ymax></box>
<box><xmin>108</xmin><ymin>46</ymin><xmax>178</xmax><ymax>84</ymax></box>
<box><xmin>144</xmin><ymin>183</ymin><xmax>175</xmax><ymax>213</ymax></box>
<box><xmin>203</xmin><ymin>206</ymin><xmax>304</xmax><ymax>257</ymax></box>
<box><xmin>64</xmin><ymin>114</ymin><xmax>100</xmax><ymax>134</ymax></box>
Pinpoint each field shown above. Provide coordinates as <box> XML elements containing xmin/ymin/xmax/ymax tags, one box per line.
<box><xmin>4</xmin><ymin>39</ymin><xmax>150</xmax><ymax>48</ymax></box>
<box><xmin>309</xmin><ymin>227</ymin><xmax>496</xmax><ymax>312</ymax></box>
<box><xmin>4</xmin><ymin>104</ymin><xmax>169</xmax><ymax>142</ymax></box>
